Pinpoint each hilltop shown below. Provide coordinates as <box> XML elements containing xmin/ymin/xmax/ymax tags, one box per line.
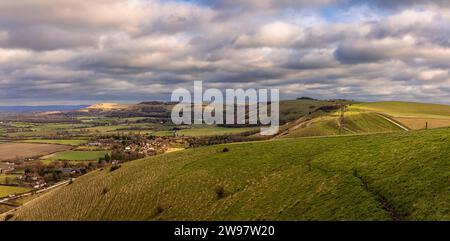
<box><xmin>83</xmin><ymin>103</ymin><xmax>130</xmax><ymax>111</ymax></box>
<box><xmin>351</xmin><ymin>101</ymin><xmax>450</xmax><ymax>130</ymax></box>
<box><xmin>5</xmin><ymin>127</ymin><xmax>449</xmax><ymax>221</ymax></box>
<box><xmin>352</xmin><ymin>101</ymin><xmax>450</xmax><ymax>118</ymax></box>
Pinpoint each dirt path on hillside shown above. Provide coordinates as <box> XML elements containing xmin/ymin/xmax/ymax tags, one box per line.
<box><xmin>375</xmin><ymin>113</ymin><xmax>410</xmax><ymax>131</ymax></box>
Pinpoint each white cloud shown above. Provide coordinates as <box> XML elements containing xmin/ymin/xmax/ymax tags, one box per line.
<box><xmin>1</xmin><ymin>0</ymin><xmax>450</xmax><ymax>104</ymax></box>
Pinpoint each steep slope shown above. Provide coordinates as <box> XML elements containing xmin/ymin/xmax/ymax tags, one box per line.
<box><xmin>280</xmin><ymin>111</ymin><xmax>403</xmax><ymax>138</ymax></box>
<box><xmin>5</xmin><ymin>128</ymin><xmax>450</xmax><ymax>221</ymax></box>
<box><xmin>278</xmin><ymin>99</ymin><xmax>350</xmax><ymax>124</ymax></box>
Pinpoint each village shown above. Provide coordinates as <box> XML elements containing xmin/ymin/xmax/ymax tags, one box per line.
<box><xmin>0</xmin><ymin>132</ymin><xmax>189</xmax><ymax>200</ymax></box>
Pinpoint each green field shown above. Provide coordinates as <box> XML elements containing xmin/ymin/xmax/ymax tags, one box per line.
<box><xmin>4</xmin><ymin>123</ymin><xmax>92</xmax><ymax>138</ymax></box>
<box><xmin>179</xmin><ymin>126</ymin><xmax>257</xmax><ymax>137</ymax></box>
<box><xmin>82</xmin><ymin>123</ymin><xmax>156</xmax><ymax>133</ymax></box>
<box><xmin>352</xmin><ymin>101</ymin><xmax>450</xmax><ymax>118</ymax></box>
<box><xmin>7</xmin><ymin>128</ymin><xmax>450</xmax><ymax>221</ymax></box>
<box><xmin>44</xmin><ymin>151</ymin><xmax>108</xmax><ymax>161</ymax></box>
<box><xmin>281</xmin><ymin>111</ymin><xmax>402</xmax><ymax>138</ymax></box>
<box><xmin>0</xmin><ymin>174</ymin><xmax>20</xmax><ymax>184</ymax></box>
<box><xmin>19</xmin><ymin>139</ymin><xmax>88</xmax><ymax>146</ymax></box>
<box><xmin>151</xmin><ymin>126</ymin><xmax>257</xmax><ymax>137</ymax></box>
<box><xmin>0</xmin><ymin>185</ymin><xmax>31</xmax><ymax>198</ymax></box>
<box><xmin>31</xmin><ymin>123</ymin><xmax>91</xmax><ymax>131</ymax></box>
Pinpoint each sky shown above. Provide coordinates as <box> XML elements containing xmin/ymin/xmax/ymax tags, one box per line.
<box><xmin>1</xmin><ymin>0</ymin><xmax>450</xmax><ymax>105</ymax></box>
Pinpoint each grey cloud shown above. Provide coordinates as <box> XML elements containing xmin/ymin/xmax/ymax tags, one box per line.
<box><xmin>1</xmin><ymin>0</ymin><xmax>450</xmax><ymax>105</ymax></box>
<box><xmin>353</xmin><ymin>0</ymin><xmax>450</xmax><ymax>9</ymax></box>
<box><xmin>0</xmin><ymin>26</ymin><xmax>97</xmax><ymax>51</ymax></box>
<box><xmin>203</xmin><ymin>0</ymin><xmax>336</xmax><ymax>10</ymax></box>
<box><xmin>283</xmin><ymin>49</ymin><xmax>339</xmax><ymax>69</ymax></box>
<box><xmin>334</xmin><ymin>43</ymin><xmax>388</xmax><ymax>64</ymax></box>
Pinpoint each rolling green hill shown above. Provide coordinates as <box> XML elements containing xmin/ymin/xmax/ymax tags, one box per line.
<box><xmin>351</xmin><ymin>101</ymin><xmax>450</xmax><ymax>130</ymax></box>
<box><xmin>5</xmin><ymin>128</ymin><xmax>449</xmax><ymax>221</ymax></box>
<box><xmin>278</xmin><ymin>99</ymin><xmax>349</xmax><ymax>124</ymax></box>
<box><xmin>280</xmin><ymin>111</ymin><xmax>403</xmax><ymax>138</ymax></box>
<box><xmin>352</xmin><ymin>101</ymin><xmax>450</xmax><ymax>118</ymax></box>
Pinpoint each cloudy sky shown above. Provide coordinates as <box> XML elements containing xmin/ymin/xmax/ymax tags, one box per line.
<box><xmin>1</xmin><ymin>0</ymin><xmax>450</xmax><ymax>105</ymax></box>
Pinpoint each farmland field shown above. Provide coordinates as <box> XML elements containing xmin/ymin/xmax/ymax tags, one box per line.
<box><xmin>0</xmin><ymin>143</ymin><xmax>71</xmax><ymax>161</ymax></box>
<box><xmin>178</xmin><ymin>126</ymin><xmax>257</xmax><ymax>137</ymax></box>
<box><xmin>81</xmin><ymin>123</ymin><xmax>156</xmax><ymax>134</ymax></box>
<box><xmin>151</xmin><ymin>126</ymin><xmax>258</xmax><ymax>137</ymax></box>
<box><xmin>43</xmin><ymin>151</ymin><xmax>109</xmax><ymax>161</ymax></box>
<box><xmin>350</xmin><ymin>102</ymin><xmax>450</xmax><ymax>130</ymax></box>
<box><xmin>19</xmin><ymin>139</ymin><xmax>88</xmax><ymax>146</ymax></box>
<box><xmin>393</xmin><ymin>117</ymin><xmax>450</xmax><ymax>130</ymax></box>
<box><xmin>7</xmin><ymin>127</ymin><xmax>449</xmax><ymax>221</ymax></box>
<box><xmin>0</xmin><ymin>174</ymin><xmax>20</xmax><ymax>184</ymax></box>
<box><xmin>0</xmin><ymin>185</ymin><xmax>32</xmax><ymax>198</ymax></box>
<box><xmin>352</xmin><ymin>101</ymin><xmax>450</xmax><ymax>118</ymax></box>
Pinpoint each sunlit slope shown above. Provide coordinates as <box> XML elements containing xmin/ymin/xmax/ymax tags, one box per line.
<box><xmin>6</xmin><ymin>128</ymin><xmax>450</xmax><ymax>221</ymax></box>
<box><xmin>281</xmin><ymin>111</ymin><xmax>402</xmax><ymax>138</ymax></box>
<box><xmin>352</xmin><ymin>101</ymin><xmax>450</xmax><ymax>118</ymax></box>
<box><xmin>351</xmin><ymin>101</ymin><xmax>450</xmax><ymax>130</ymax></box>
<box><xmin>278</xmin><ymin>99</ymin><xmax>348</xmax><ymax>124</ymax></box>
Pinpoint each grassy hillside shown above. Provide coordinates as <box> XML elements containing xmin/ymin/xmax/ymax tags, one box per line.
<box><xmin>281</xmin><ymin>111</ymin><xmax>402</xmax><ymax>138</ymax></box>
<box><xmin>352</xmin><ymin>101</ymin><xmax>450</xmax><ymax>118</ymax></box>
<box><xmin>278</xmin><ymin>99</ymin><xmax>353</xmax><ymax>124</ymax></box>
<box><xmin>5</xmin><ymin>128</ymin><xmax>450</xmax><ymax>221</ymax></box>
<box><xmin>279</xmin><ymin>99</ymin><xmax>330</xmax><ymax>123</ymax></box>
<box><xmin>351</xmin><ymin>101</ymin><xmax>450</xmax><ymax>130</ymax></box>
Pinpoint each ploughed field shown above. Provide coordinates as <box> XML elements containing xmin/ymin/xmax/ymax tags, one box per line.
<box><xmin>5</xmin><ymin>127</ymin><xmax>449</xmax><ymax>221</ymax></box>
<box><xmin>0</xmin><ymin>143</ymin><xmax>70</xmax><ymax>161</ymax></box>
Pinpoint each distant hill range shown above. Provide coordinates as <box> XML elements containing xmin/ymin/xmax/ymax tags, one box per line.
<box><xmin>3</xmin><ymin>100</ymin><xmax>450</xmax><ymax>133</ymax></box>
<box><xmin>81</xmin><ymin>102</ymin><xmax>130</xmax><ymax>111</ymax></box>
<box><xmin>0</xmin><ymin>105</ymin><xmax>88</xmax><ymax>113</ymax></box>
